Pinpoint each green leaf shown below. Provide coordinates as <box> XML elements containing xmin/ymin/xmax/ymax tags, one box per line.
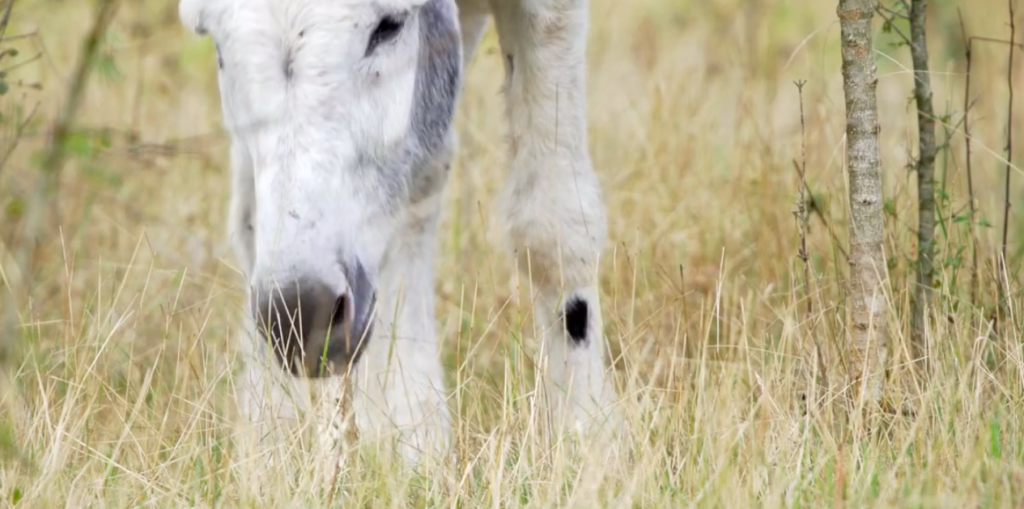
<box><xmin>29</xmin><ymin>150</ymin><xmax>45</xmax><ymax>169</ymax></box>
<box><xmin>94</xmin><ymin>53</ymin><xmax>121</xmax><ymax>81</ymax></box>
<box><xmin>64</xmin><ymin>132</ymin><xmax>94</xmax><ymax>158</ymax></box>
<box><xmin>0</xmin><ymin>81</ymin><xmax>8</xmax><ymax>95</ymax></box>
<box><xmin>0</xmin><ymin>421</ymin><xmax>18</xmax><ymax>463</ymax></box>
<box><xmin>5</xmin><ymin>198</ymin><xmax>25</xmax><ymax>219</ymax></box>
<box><xmin>990</xmin><ymin>418</ymin><xmax>1002</xmax><ymax>459</ymax></box>
<box><xmin>99</xmin><ymin>129</ymin><xmax>113</xmax><ymax>149</ymax></box>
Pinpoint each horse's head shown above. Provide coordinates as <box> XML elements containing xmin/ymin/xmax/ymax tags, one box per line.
<box><xmin>180</xmin><ymin>0</ymin><xmax>461</xmax><ymax>376</ymax></box>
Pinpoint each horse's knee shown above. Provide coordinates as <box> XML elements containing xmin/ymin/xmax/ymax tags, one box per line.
<box><xmin>500</xmin><ymin>158</ymin><xmax>606</xmax><ymax>291</ymax></box>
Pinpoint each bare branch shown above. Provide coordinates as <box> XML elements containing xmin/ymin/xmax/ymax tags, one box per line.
<box><xmin>0</xmin><ymin>101</ymin><xmax>40</xmax><ymax>170</ymax></box>
<box><xmin>794</xmin><ymin>79</ymin><xmax>813</xmax><ymax>317</ymax></box>
<box><xmin>959</xmin><ymin>7</ymin><xmax>980</xmax><ymax>309</ymax></box>
<box><xmin>877</xmin><ymin>1</ymin><xmax>910</xmax><ymax>19</ymax></box>
<box><xmin>0</xmin><ymin>0</ymin><xmax>13</xmax><ymax>45</ymax></box>
<box><xmin>0</xmin><ymin>51</ymin><xmax>42</xmax><ymax>74</ymax></box>
<box><xmin>998</xmin><ymin>0</ymin><xmax>1016</xmax><ymax>324</ymax></box>
<box><xmin>875</xmin><ymin>3</ymin><xmax>912</xmax><ymax>46</ymax></box>
<box><xmin>971</xmin><ymin>36</ymin><xmax>1023</xmax><ymax>49</ymax></box>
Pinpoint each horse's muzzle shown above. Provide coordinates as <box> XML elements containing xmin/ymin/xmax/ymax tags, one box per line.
<box><xmin>250</xmin><ymin>263</ymin><xmax>375</xmax><ymax>377</ymax></box>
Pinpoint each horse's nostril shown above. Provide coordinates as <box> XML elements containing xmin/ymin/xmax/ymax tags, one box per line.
<box><xmin>330</xmin><ymin>294</ymin><xmax>348</xmax><ymax>331</ymax></box>
<box><xmin>252</xmin><ymin>271</ymin><xmax>371</xmax><ymax>377</ymax></box>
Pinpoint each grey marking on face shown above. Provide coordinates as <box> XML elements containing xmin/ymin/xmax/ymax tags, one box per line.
<box><xmin>409</xmin><ymin>0</ymin><xmax>460</xmax><ymax>166</ymax></box>
<box><xmin>362</xmin><ymin>0</ymin><xmax>461</xmax><ymax>211</ymax></box>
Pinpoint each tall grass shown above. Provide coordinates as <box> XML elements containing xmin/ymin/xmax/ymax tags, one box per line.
<box><xmin>0</xmin><ymin>0</ymin><xmax>1022</xmax><ymax>507</ymax></box>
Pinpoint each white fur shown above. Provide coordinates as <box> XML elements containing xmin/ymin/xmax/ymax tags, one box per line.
<box><xmin>489</xmin><ymin>0</ymin><xmax>618</xmax><ymax>436</ymax></box>
<box><xmin>346</xmin><ymin>133</ymin><xmax>454</xmax><ymax>465</ymax></box>
<box><xmin>184</xmin><ymin>0</ymin><xmax>619</xmax><ymax>468</ymax></box>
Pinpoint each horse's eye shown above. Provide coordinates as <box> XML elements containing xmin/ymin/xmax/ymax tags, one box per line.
<box><xmin>366</xmin><ymin>14</ymin><xmax>405</xmax><ymax>56</ymax></box>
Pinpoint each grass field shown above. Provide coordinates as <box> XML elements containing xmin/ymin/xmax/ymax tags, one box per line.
<box><xmin>2</xmin><ymin>0</ymin><xmax>1023</xmax><ymax>506</ymax></box>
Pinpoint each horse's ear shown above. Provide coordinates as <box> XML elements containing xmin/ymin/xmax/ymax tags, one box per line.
<box><xmin>179</xmin><ymin>0</ymin><xmax>209</xmax><ymax>35</ymax></box>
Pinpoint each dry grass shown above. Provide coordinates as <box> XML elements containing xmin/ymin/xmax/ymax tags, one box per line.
<box><xmin>1</xmin><ymin>0</ymin><xmax>1023</xmax><ymax>506</ymax></box>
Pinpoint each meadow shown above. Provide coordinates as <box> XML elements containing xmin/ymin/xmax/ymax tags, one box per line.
<box><xmin>1</xmin><ymin>0</ymin><xmax>1023</xmax><ymax>506</ymax></box>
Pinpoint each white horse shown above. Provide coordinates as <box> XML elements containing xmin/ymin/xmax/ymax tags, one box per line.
<box><xmin>179</xmin><ymin>0</ymin><xmax>618</xmax><ymax>465</ymax></box>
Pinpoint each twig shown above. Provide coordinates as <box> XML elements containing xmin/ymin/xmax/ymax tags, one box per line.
<box><xmin>959</xmin><ymin>8</ymin><xmax>980</xmax><ymax>309</ymax></box>
<box><xmin>0</xmin><ymin>0</ymin><xmax>13</xmax><ymax>45</ymax></box>
<box><xmin>877</xmin><ymin>1</ymin><xmax>910</xmax><ymax>19</ymax></box>
<box><xmin>793</xmin><ymin>80</ymin><xmax>828</xmax><ymax>412</ymax></box>
<box><xmin>999</xmin><ymin>0</ymin><xmax>1016</xmax><ymax>320</ymax></box>
<box><xmin>795</xmin><ymin>180</ymin><xmax>851</xmax><ymax>261</ymax></box>
<box><xmin>971</xmin><ymin>36</ymin><xmax>1024</xmax><ymax>48</ymax></box>
<box><xmin>875</xmin><ymin>3</ymin><xmax>912</xmax><ymax>46</ymax></box>
<box><xmin>0</xmin><ymin>31</ymin><xmax>38</xmax><ymax>43</ymax></box>
<box><xmin>0</xmin><ymin>51</ymin><xmax>42</xmax><ymax>74</ymax></box>
<box><xmin>794</xmin><ymin>80</ymin><xmax>813</xmax><ymax>317</ymax></box>
<box><xmin>0</xmin><ymin>101</ymin><xmax>40</xmax><ymax>170</ymax></box>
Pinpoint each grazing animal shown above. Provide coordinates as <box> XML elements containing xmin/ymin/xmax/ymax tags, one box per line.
<box><xmin>179</xmin><ymin>0</ymin><xmax>618</xmax><ymax>464</ymax></box>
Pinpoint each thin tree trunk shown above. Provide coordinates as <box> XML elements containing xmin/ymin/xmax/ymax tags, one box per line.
<box><xmin>838</xmin><ymin>0</ymin><xmax>888</xmax><ymax>405</ymax></box>
<box><xmin>910</xmin><ymin>0</ymin><xmax>936</xmax><ymax>374</ymax></box>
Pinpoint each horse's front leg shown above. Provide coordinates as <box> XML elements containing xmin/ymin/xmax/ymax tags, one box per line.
<box><xmin>491</xmin><ymin>0</ymin><xmax>620</xmax><ymax>438</ymax></box>
<box><xmin>350</xmin><ymin>143</ymin><xmax>453</xmax><ymax>467</ymax></box>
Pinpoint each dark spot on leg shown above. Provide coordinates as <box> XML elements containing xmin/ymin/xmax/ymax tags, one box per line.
<box><xmin>505</xmin><ymin>53</ymin><xmax>514</xmax><ymax>77</ymax></box>
<box><xmin>563</xmin><ymin>297</ymin><xmax>588</xmax><ymax>345</ymax></box>
<box><xmin>215</xmin><ymin>44</ymin><xmax>224</xmax><ymax>69</ymax></box>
